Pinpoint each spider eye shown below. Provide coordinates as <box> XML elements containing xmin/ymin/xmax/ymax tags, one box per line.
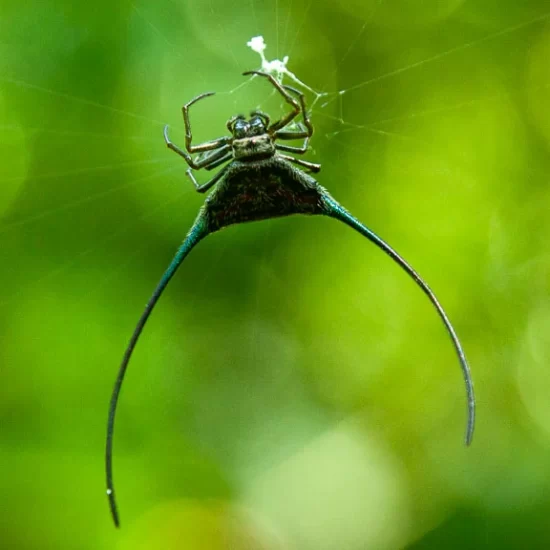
<box><xmin>233</xmin><ymin>119</ymin><xmax>247</xmax><ymax>138</ymax></box>
<box><xmin>249</xmin><ymin>117</ymin><xmax>266</xmax><ymax>135</ymax></box>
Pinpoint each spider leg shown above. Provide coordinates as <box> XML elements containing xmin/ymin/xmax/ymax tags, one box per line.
<box><xmin>278</xmin><ymin>153</ymin><xmax>321</xmax><ymax>173</ymax></box>
<box><xmin>204</xmin><ymin>152</ymin><xmax>233</xmax><ymax>171</ymax></box>
<box><xmin>164</xmin><ymin>125</ymin><xmax>230</xmax><ymax>170</ymax></box>
<box><xmin>243</xmin><ymin>71</ymin><xmax>300</xmax><ymax>132</ymax></box>
<box><xmin>276</xmin><ymin>143</ymin><xmax>312</xmax><ymax>155</ymax></box>
<box><xmin>187</xmin><ymin>161</ymin><xmax>231</xmax><ymax>193</ymax></box>
<box><xmin>275</xmin><ymin>129</ymin><xmax>309</xmax><ymax>139</ymax></box>
<box><xmin>192</xmin><ymin>145</ymin><xmax>231</xmax><ymax>169</ymax></box>
<box><xmin>166</xmin><ymin>123</ymin><xmax>232</xmax><ymax>192</ymax></box>
<box><xmin>282</xmin><ymin>85</ymin><xmax>313</xmax><ymax>135</ymax></box>
<box><xmin>273</xmin><ymin>85</ymin><xmax>314</xmax><ymax>154</ymax></box>
<box><xmin>274</xmin><ymin>133</ymin><xmax>310</xmax><ymax>155</ymax></box>
<box><xmin>182</xmin><ymin>91</ymin><xmax>232</xmax><ymax>153</ymax></box>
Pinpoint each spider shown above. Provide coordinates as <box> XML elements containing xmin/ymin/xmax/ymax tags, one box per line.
<box><xmin>106</xmin><ymin>70</ymin><xmax>475</xmax><ymax>527</ymax></box>
<box><xmin>163</xmin><ymin>69</ymin><xmax>321</xmax><ymax>198</ymax></box>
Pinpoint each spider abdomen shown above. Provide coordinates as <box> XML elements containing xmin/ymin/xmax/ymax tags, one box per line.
<box><xmin>204</xmin><ymin>157</ymin><xmax>327</xmax><ymax>232</ymax></box>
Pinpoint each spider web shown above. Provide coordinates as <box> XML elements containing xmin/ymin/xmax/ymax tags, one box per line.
<box><xmin>2</xmin><ymin>2</ymin><xmax>549</xmax><ymax>306</ymax></box>
<box><xmin>1</xmin><ymin>0</ymin><xmax>550</xmax><ymax>547</ymax></box>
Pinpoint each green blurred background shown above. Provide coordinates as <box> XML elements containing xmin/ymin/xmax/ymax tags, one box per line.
<box><xmin>2</xmin><ymin>0</ymin><xmax>550</xmax><ymax>548</ymax></box>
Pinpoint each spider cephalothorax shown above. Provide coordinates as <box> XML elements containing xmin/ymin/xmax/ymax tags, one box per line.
<box><xmin>106</xmin><ymin>70</ymin><xmax>475</xmax><ymax>528</ymax></box>
<box><xmin>230</xmin><ymin>113</ymin><xmax>275</xmax><ymax>160</ymax></box>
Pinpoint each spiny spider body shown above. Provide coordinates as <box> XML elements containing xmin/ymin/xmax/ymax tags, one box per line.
<box><xmin>162</xmin><ymin>70</ymin><xmax>325</xmax><ymax>232</ymax></box>
<box><xmin>106</xmin><ymin>70</ymin><xmax>475</xmax><ymax>527</ymax></box>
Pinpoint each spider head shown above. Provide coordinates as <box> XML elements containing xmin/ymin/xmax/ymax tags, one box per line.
<box><xmin>227</xmin><ymin>112</ymin><xmax>270</xmax><ymax>138</ymax></box>
<box><xmin>229</xmin><ymin>112</ymin><xmax>275</xmax><ymax>160</ymax></box>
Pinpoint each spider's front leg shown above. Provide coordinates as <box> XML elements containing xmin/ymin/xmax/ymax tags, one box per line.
<box><xmin>164</xmin><ymin>126</ymin><xmax>232</xmax><ymax>193</ymax></box>
<box><xmin>275</xmin><ymin>85</ymin><xmax>314</xmax><ymax>155</ymax></box>
<box><xmin>182</xmin><ymin>91</ymin><xmax>232</xmax><ymax>153</ymax></box>
<box><xmin>243</xmin><ymin>71</ymin><xmax>301</xmax><ymax>132</ymax></box>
